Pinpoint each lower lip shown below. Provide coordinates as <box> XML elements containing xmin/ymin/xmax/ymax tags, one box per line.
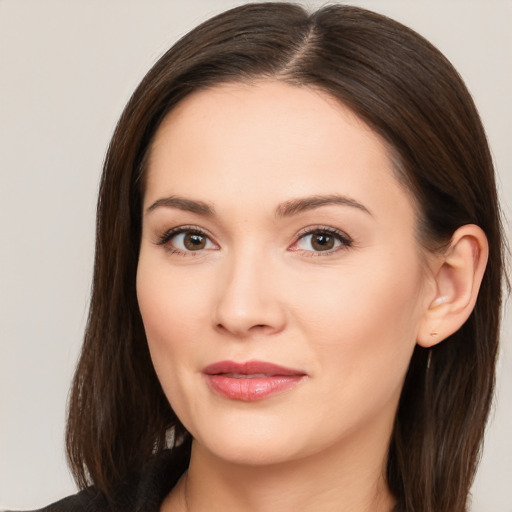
<box><xmin>205</xmin><ymin>374</ymin><xmax>304</xmax><ymax>401</ymax></box>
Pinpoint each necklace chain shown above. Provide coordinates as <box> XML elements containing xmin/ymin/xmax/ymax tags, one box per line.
<box><xmin>182</xmin><ymin>473</ymin><xmax>191</xmax><ymax>512</ymax></box>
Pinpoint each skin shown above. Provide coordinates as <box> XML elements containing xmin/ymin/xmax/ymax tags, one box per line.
<box><xmin>136</xmin><ymin>81</ymin><xmax>445</xmax><ymax>512</ymax></box>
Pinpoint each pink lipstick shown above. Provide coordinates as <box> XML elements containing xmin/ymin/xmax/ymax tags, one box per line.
<box><xmin>203</xmin><ymin>360</ymin><xmax>306</xmax><ymax>401</ymax></box>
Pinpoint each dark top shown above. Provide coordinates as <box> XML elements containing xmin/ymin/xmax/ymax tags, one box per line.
<box><xmin>8</xmin><ymin>448</ymin><xmax>188</xmax><ymax>512</ymax></box>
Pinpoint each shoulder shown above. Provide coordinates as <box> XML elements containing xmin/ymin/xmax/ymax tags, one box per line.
<box><xmin>4</xmin><ymin>446</ymin><xmax>189</xmax><ymax>512</ymax></box>
<box><xmin>2</xmin><ymin>487</ymin><xmax>108</xmax><ymax>512</ymax></box>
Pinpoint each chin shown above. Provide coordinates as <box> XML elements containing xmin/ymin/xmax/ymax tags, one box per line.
<box><xmin>185</xmin><ymin>412</ymin><xmax>311</xmax><ymax>467</ymax></box>
<box><xmin>195</xmin><ymin>433</ymin><xmax>306</xmax><ymax>467</ymax></box>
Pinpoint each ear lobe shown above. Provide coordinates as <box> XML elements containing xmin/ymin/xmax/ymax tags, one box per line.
<box><xmin>417</xmin><ymin>224</ymin><xmax>488</xmax><ymax>348</ymax></box>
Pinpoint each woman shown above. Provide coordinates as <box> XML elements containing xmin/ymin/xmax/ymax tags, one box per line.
<box><xmin>9</xmin><ymin>2</ymin><xmax>505</xmax><ymax>512</ymax></box>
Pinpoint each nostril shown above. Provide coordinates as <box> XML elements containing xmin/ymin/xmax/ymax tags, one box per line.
<box><xmin>215</xmin><ymin>321</ymin><xmax>280</xmax><ymax>338</ymax></box>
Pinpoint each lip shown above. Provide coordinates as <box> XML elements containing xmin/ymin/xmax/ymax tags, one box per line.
<box><xmin>203</xmin><ymin>360</ymin><xmax>307</xmax><ymax>402</ymax></box>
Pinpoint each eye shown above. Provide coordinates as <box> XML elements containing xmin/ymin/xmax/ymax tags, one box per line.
<box><xmin>157</xmin><ymin>226</ymin><xmax>217</xmax><ymax>254</ymax></box>
<box><xmin>291</xmin><ymin>227</ymin><xmax>352</xmax><ymax>254</ymax></box>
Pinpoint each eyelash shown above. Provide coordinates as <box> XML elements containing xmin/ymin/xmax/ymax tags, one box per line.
<box><xmin>155</xmin><ymin>225</ymin><xmax>353</xmax><ymax>256</ymax></box>
<box><xmin>156</xmin><ymin>225</ymin><xmax>215</xmax><ymax>256</ymax></box>
<box><xmin>291</xmin><ymin>226</ymin><xmax>353</xmax><ymax>257</ymax></box>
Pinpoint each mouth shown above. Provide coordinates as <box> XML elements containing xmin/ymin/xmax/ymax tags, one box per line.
<box><xmin>202</xmin><ymin>360</ymin><xmax>307</xmax><ymax>401</ymax></box>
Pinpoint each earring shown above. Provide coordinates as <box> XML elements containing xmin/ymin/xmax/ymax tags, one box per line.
<box><xmin>432</xmin><ymin>296</ymin><xmax>448</xmax><ymax>307</ymax></box>
<box><xmin>427</xmin><ymin>350</ymin><xmax>432</xmax><ymax>369</ymax></box>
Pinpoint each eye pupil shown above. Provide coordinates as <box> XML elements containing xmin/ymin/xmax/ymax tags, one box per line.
<box><xmin>184</xmin><ymin>233</ymin><xmax>206</xmax><ymax>250</ymax></box>
<box><xmin>312</xmin><ymin>234</ymin><xmax>334</xmax><ymax>251</ymax></box>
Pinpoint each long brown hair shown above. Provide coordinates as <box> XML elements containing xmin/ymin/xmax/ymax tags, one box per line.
<box><xmin>66</xmin><ymin>4</ymin><xmax>505</xmax><ymax>511</ymax></box>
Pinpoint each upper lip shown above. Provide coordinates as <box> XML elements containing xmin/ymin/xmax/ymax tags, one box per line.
<box><xmin>203</xmin><ymin>360</ymin><xmax>306</xmax><ymax>376</ymax></box>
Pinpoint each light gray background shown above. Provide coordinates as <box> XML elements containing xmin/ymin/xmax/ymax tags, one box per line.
<box><xmin>0</xmin><ymin>0</ymin><xmax>510</xmax><ymax>510</ymax></box>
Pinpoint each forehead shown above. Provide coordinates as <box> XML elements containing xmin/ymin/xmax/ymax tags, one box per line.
<box><xmin>144</xmin><ymin>81</ymin><xmax>415</xmax><ymax>228</ymax></box>
<box><xmin>149</xmin><ymin>81</ymin><xmax>381</xmax><ymax>169</ymax></box>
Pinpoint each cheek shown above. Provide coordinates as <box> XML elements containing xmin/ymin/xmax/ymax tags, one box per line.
<box><xmin>295</xmin><ymin>258</ymin><xmax>422</xmax><ymax>332</ymax></box>
<box><xmin>136</xmin><ymin>257</ymin><xmax>215</xmax><ymax>425</ymax></box>
<box><xmin>136</xmin><ymin>256</ymin><xmax>210</xmax><ymax>369</ymax></box>
<box><xmin>288</xmin><ymin>250</ymin><xmax>425</xmax><ymax>384</ymax></box>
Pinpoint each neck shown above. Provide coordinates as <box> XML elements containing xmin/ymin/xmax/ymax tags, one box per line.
<box><xmin>165</xmin><ymin>425</ymin><xmax>395</xmax><ymax>512</ymax></box>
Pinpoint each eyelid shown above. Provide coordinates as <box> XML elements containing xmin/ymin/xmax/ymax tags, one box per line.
<box><xmin>155</xmin><ymin>225</ymin><xmax>219</xmax><ymax>253</ymax></box>
<box><xmin>289</xmin><ymin>225</ymin><xmax>353</xmax><ymax>255</ymax></box>
<box><xmin>295</xmin><ymin>225</ymin><xmax>352</xmax><ymax>242</ymax></box>
<box><xmin>153</xmin><ymin>224</ymin><xmax>353</xmax><ymax>256</ymax></box>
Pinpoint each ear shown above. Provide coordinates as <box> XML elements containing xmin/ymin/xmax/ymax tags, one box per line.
<box><xmin>417</xmin><ymin>224</ymin><xmax>488</xmax><ymax>348</ymax></box>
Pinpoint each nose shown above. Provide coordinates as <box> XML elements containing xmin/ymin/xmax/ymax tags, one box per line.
<box><xmin>212</xmin><ymin>250</ymin><xmax>287</xmax><ymax>338</ymax></box>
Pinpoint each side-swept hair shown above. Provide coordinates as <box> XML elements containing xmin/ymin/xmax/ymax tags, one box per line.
<box><xmin>66</xmin><ymin>4</ymin><xmax>504</xmax><ymax>511</ymax></box>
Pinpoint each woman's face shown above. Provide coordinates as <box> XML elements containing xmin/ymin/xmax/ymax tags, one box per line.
<box><xmin>137</xmin><ymin>81</ymin><xmax>436</xmax><ymax>466</ymax></box>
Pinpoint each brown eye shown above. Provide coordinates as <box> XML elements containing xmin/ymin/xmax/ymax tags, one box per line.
<box><xmin>293</xmin><ymin>228</ymin><xmax>352</xmax><ymax>254</ymax></box>
<box><xmin>311</xmin><ymin>233</ymin><xmax>335</xmax><ymax>251</ymax></box>
<box><xmin>158</xmin><ymin>228</ymin><xmax>217</xmax><ymax>253</ymax></box>
<box><xmin>184</xmin><ymin>233</ymin><xmax>206</xmax><ymax>250</ymax></box>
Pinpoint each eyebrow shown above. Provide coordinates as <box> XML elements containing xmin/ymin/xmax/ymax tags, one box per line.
<box><xmin>145</xmin><ymin>193</ymin><xmax>371</xmax><ymax>217</ymax></box>
<box><xmin>146</xmin><ymin>196</ymin><xmax>215</xmax><ymax>216</ymax></box>
<box><xmin>275</xmin><ymin>194</ymin><xmax>372</xmax><ymax>218</ymax></box>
